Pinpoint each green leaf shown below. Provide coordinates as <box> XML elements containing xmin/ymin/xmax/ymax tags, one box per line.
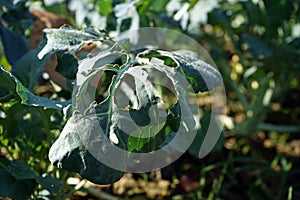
<box><xmin>188</xmin><ymin>112</ymin><xmax>224</xmax><ymax>157</ymax></box>
<box><xmin>8</xmin><ymin>160</ymin><xmax>37</xmax><ymax>179</ymax></box>
<box><xmin>0</xmin><ymin>160</ymin><xmax>37</xmax><ymax>200</ymax></box>
<box><xmin>0</xmin><ymin>66</ymin><xmax>69</xmax><ymax>110</ymax></box>
<box><xmin>0</xmin><ymin>170</ymin><xmax>36</xmax><ymax>200</ymax></box>
<box><xmin>0</xmin><ymin>159</ymin><xmax>61</xmax><ymax>198</ymax></box>
<box><xmin>0</xmin><ymin>0</ymin><xmax>33</xmax><ymax>65</ymax></box>
<box><xmin>97</xmin><ymin>0</ymin><xmax>113</xmax><ymax>17</ymax></box>
<box><xmin>137</xmin><ymin>49</ymin><xmax>223</xmax><ymax>92</ymax></box>
<box><xmin>36</xmin><ymin>174</ymin><xmax>62</xmax><ymax>194</ymax></box>
<box><xmin>0</xmin><ymin>67</ymin><xmax>17</xmax><ymax>93</ymax></box>
<box><xmin>11</xmin><ymin>50</ymin><xmax>49</xmax><ymax>90</ymax></box>
<box><xmin>38</xmin><ymin>26</ymin><xmax>111</xmax><ymax>79</ymax></box>
<box><xmin>171</xmin><ymin>50</ymin><xmax>223</xmax><ymax>92</ymax></box>
<box><xmin>48</xmin><ymin>104</ymin><xmax>124</xmax><ymax>184</ymax></box>
<box><xmin>38</xmin><ymin>26</ymin><xmax>106</xmax><ymax>59</ymax></box>
<box><xmin>112</xmin><ymin>65</ymin><xmax>168</xmax><ymax>152</ymax></box>
<box><xmin>242</xmin><ymin>34</ymin><xmax>272</xmax><ymax>58</ymax></box>
<box><xmin>56</xmin><ymin>52</ymin><xmax>79</xmax><ymax>79</ymax></box>
<box><xmin>166</xmin><ymin>102</ymin><xmax>181</xmax><ymax>132</ymax></box>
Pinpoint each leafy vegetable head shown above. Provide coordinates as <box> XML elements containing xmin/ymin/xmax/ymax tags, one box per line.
<box><xmin>45</xmin><ymin>27</ymin><xmax>225</xmax><ymax>183</ymax></box>
<box><xmin>2</xmin><ymin>25</ymin><xmax>225</xmax><ymax>184</ymax></box>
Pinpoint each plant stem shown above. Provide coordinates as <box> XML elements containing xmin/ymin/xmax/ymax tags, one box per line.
<box><xmin>258</xmin><ymin>123</ymin><xmax>300</xmax><ymax>133</ymax></box>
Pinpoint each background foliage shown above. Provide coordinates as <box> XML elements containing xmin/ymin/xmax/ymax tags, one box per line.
<box><xmin>0</xmin><ymin>0</ymin><xmax>299</xmax><ymax>199</ymax></box>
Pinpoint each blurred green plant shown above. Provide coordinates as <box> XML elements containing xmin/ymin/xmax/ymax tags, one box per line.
<box><xmin>0</xmin><ymin>0</ymin><xmax>299</xmax><ymax>199</ymax></box>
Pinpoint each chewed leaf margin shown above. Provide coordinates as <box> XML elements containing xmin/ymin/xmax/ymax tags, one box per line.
<box><xmin>37</xmin><ymin>25</ymin><xmax>111</xmax><ymax>79</ymax></box>
<box><xmin>137</xmin><ymin>49</ymin><xmax>223</xmax><ymax>92</ymax></box>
